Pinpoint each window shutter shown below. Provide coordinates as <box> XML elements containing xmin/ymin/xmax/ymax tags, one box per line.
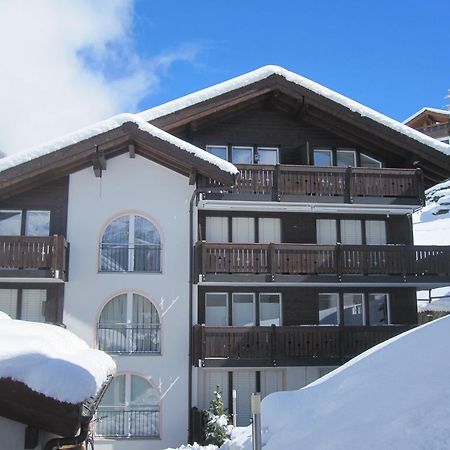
<box><xmin>260</xmin><ymin>370</ymin><xmax>284</xmax><ymax>399</ymax></box>
<box><xmin>205</xmin><ymin>371</ymin><xmax>229</xmax><ymax>410</ymax></box>
<box><xmin>21</xmin><ymin>289</ymin><xmax>46</xmax><ymax>322</ymax></box>
<box><xmin>0</xmin><ymin>289</ymin><xmax>18</xmax><ymax>319</ymax></box>
<box><xmin>365</xmin><ymin>221</ymin><xmax>387</xmax><ymax>245</ymax></box>
<box><xmin>206</xmin><ymin>217</ymin><xmax>229</xmax><ymax>243</ymax></box>
<box><xmin>340</xmin><ymin>220</ymin><xmax>362</xmax><ymax>244</ymax></box>
<box><xmin>232</xmin><ymin>217</ymin><xmax>255</xmax><ymax>243</ymax></box>
<box><xmin>258</xmin><ymin>218</ymin><xmax>281</xmax><ymax>243</ymax></box>
<box><xmin>233</xmin><ymin>371</ymin><xmax>256</xmax><ymax>426</ymax></box>
<box><xmin>316</xmin><ymin>219</ymin><xmax>337</xmax><ymax>244</ymax></box>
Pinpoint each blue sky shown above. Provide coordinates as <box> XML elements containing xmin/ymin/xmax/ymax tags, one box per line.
<box><xmin>133</xmin><ymin>0</ymin><xmax>449</xmax><ymax>121</ymax></box>
<box><xmin>0</xmin><ymin>0</ymin><xmax>448</xmax><ymax>154</ymax></box>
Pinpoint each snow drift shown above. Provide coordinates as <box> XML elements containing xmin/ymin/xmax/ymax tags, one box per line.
<box><xmin>222</xmin><ymin>316</ymin><xmax>450</xmax><ymax>450</ymax></box>
<box><xmin>0</xmin><ymin>315</ymin><xmax>116</xmax><ymax>404</ymax></box>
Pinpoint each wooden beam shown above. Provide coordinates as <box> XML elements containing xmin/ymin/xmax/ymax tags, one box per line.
<box><xmin>189</xmin><ymin>169</ymin><xmax>197</xmax><ymax>185</ymax></box>
<box><xmin>128</xmin><ymin>143</ymin><xmax>135</xmax><ymax>158</ymax></box>
<box><xmin>92</xmin><ymin>146</ymin><xmax>106</xmax><ymax>178</ymax></box>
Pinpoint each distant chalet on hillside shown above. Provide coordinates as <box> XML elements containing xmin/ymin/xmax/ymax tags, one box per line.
<box><xmin>1</xmin><ymin>66</ymin><xmax>450</xmax><ymax>449</ymax></box>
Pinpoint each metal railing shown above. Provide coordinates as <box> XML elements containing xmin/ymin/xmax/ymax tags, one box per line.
<box><xmin>95</xmin><ymin>409</ymin><xmax>159</xmax><ymax>438</ymax></box>
<box><xmin>99</xmin><ymin>244</ymin><xmax>161</xmax><ymax>272</ymax></box>
<box><xmin>97</xmin><ymin>325</ymin><xmax>161</xmax><ymax>354</ymax></box>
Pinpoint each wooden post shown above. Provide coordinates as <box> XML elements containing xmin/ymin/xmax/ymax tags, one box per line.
<box><xmin>272</xmin><ymin>165</ymin><xmax>281</xmax><ymax>201</ymax></box>
<box><xmin>401</xmin><ymin>244</ymin><xmax>407</xmax><ymax>282</ymax></box>
<box><xmin>271</xmin><ymin>324</ymin><xmax>277</xmax><ymax>365</ymax></box>
<box><xmin>335</xmin><ymin>243</ymin><xmax>342</xmax><ymax>282</ymax></box>
<box><xmin>415</xmin><ymin>168</ymin><xmax>425</xmax><ymax>206</ymax></box>
<box><xmin>269</xmin><ymin>243</ymin><xmax>276</xmax><ymax>280</ymax></box>
<box><xmin>344</xmin><ymin>166</ymin><xmax>353</xmax><ymax>203</ymax></box>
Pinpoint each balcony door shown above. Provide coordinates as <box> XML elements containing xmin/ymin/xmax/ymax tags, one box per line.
<box><xmin>232</xmin><ymin>293</ymin><xmax>255</xmax><ymax>326</ymax></box>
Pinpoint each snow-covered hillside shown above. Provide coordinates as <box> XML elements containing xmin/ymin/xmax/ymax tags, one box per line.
<box><xmin>413</xmin><ymin>178</ymin><xmax>450</xmax><ymax>310</ymax></box>
<box><xmin>218</xmin><ymin>315</ymin><xmax>450</xmax><ymax>450</ymax></box>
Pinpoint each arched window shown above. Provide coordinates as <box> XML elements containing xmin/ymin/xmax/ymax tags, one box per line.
<box><xmin>96</xmin><ymin>374</ymin><xmax>160</xmax><ymax>438</ymax></box>
<box><xmin>97</xmin><ymin>293</ymin><xmax>161</xmax><ymax>354</ymax></box>
<box><xmin>100</xmin><ymin>214</ymin><xmax>161</xmax><ymax>272</ymax></box>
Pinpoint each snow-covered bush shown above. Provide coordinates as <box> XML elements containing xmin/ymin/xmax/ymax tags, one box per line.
<box><xmin>204</xmin><ymin>386</ymin><xmax>230</xmax><ymax>446</ymax></box>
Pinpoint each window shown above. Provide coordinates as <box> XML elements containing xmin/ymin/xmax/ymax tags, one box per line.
<box><xmin>318</xmin><ymin>293</ymin><xmax>339</xmax><ymax>325</ymax></box>
<box><xmin>340</xmin><ymin>220</ymin><xmax>362</xmax><ymax>245</ymax></box>
<box><xmin>232</xmin><ymin>293</ymin><xmax>255</xmax><ymax>326</ymax></box>
<box><xmin>205</xmin><ymin>293</ymin><xmax>228</xmax><ymax>326</ymax></box>
<box><xmin>313</xmin><ymin>149</ymin><xmax>332</xmax><ymax>166</ymax></box>
<box><xmin>368</xmin><ymin>293</ymin><xmax>389</xmax><ymax>325</ymax></box>
<box><xmin>232</xmin><ymin>146</ymin><xmax>253</xmax><ymax>164</ymax></box>
<box><xmin>316</xmin><ymin>219</ymin><xmax>337</xmax><ymax>244</ymax></box>
<box><xmin>343</xmin><ymin>293</ymin><xmax>364</xmax><ymax>325</ymax></box>
<box><xmin>97</xmin><ymin>374</ymin><xmax>160</xmax><ymax>438</ymax></box>
<box><xmin>206</xmin><ymin>145</ymin><xmax>228</xmax><ymax>160</ymax></box>
<box><xmin>205</xmin><ymin>216</ymin><xmax>229</xmax><ymax>243</ymax></box>
<box><xmin>232</xmin><ymin>217</ymin><xmax>255</xmax><ymax>243</ymax></box>
<box><xmin>258</xmin><ymin>218</ymin><xmax>281</xmax><ymax>243</ymax></box>
<box><xmin>97</xmin><ymin>293</ymin><xmax>160</xmax><ymax>354</ymax></box>
<box><xmin>365</xmin><ymin>220</ymin><xmax>387</xmax><ymax>245</ymax></box>
<box><xmin>259</xmin><ymin>293</ymin><xmax>281</xmax><ymax>326</ymax></box>
<box><xmin>336</xmin><ymin>149</ymin><xmax>356</xmax><ymax>167</ymax></box>
<box><xmin>100</xmin><ymin>214</ymin><xmax>161</xmax><ymax>272</ymax></box>
<box><xmin>256</xmin><ymin>147</ymin><xmax>278</xmax><ymax>164</ymax></box>
<box><xmin>360</xmin><ymin>153</ymin><xmax>382</xmax><ymax>168</ymax></box>
<box><xmin>0</xmin><ymin>210</ymin><xmax>50</xmax><ymax>236</ymax></box>
<box><xmin>0</xmin><ymin>289</ymin><xmax>46</xmax><ymax>322</ymax></box>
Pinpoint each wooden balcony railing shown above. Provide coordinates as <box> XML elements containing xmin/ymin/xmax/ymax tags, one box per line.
<box><xmin>0</xmin><ymin>235</ymin><xmax>68</xmax><ymax>280</ymax></box>
<box><xmin>195</xmin><ymin>242</ymin><xmax>450</xmax><ymax>282</ymax></box>
<box><xmin>198</xmin><ymin>164</ymin><xmax>425</xmax><ymax>205</ymax></box>
<box><xmin>192</xmin><ymin>324</ymin><xmax>414</xmax><ymax>366</ymax></box>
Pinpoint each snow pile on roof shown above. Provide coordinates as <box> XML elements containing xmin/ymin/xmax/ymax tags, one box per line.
<box><xmin>219</xmin><ymin>316</ymin><xmax>450</xmax><ymax>450</ymax></box>
<box><xmin>0</xmin><ymin>113</ymin><xmax>238</xmax><ymax>176</ymax></box>
<box><xmin>0</xmin><ymin>317</ymin><xmax>116</xmax><ymax>404</ymax></box>
<box><xmin>403</xmin><ymin>107</ymin><xmax>450</xmax><ymax>125</ymax></box>
<box><xmin>138</xmin><ymin>65</ymin><xmax>450</xmax><ymax>157</ymax></box>
<box><xmin>413</xmin><ymin>178</ymin><xmax>450</xmax><ymax>311</ymax></box>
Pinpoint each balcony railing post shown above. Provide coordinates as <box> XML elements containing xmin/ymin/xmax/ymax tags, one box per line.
<box><xmin>415</xmin><ymin>168</ymin><xmax>425</xmax><ymax>206</ymax></box>
<box><xmin>344</xmin><ymin>166</ymin><xmax>353</xmax><ymax>203</ymax></box>
<box><xmin>268</xmin><ymin>243</ymin><xmax>276</xmax><ymax>280</ymax></box>
<box><xmin>270</xmin><ymin>324</ymin><xmax>277</xmax><ymax>365</ymax></box>
<box><xmin>201</xmin><ymin>241</ymin><xmax>207</xmax><ymax>282</ymax></box>
<box><xmin>200</xmin><ymin>324</ymin><xmax>206</xmax><ymax>364</ymax></box>
<box><xmin>401</xmin><ymin>244</ymin><xmax>407</xmax><ymax>281</ymax></box>
<box><xmin>272</xmin><ymin>164</ymin><xmax>281</xmax><ymax>201</ymax></box>
<box><xmin>336</xmin><ymin>243</ymin><xmax>343</xmax><ymax>282</ymax></box>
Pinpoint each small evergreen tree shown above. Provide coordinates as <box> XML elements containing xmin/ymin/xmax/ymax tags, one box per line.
<box><xmin>204</xmin><ymin>385</ymin><xmax>231</xmax><ymax>446</ymax></box>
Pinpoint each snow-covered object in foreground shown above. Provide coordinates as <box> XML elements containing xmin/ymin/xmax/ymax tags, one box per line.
<box><xmin>0</xmin><ymin>113</ymin><xmax>238</xmax><ymax>176</ymax></box>
<box><xmin>165</xmin><ymin>444</ymin><xmax>218</xmax><ymax>450</ymax></box>
<box><xmin>0</xmin><ymin>318</ymin><xmax>116</xmax><ymax>404</ymax></box>
<box><xmin>139</xmin><ymin>65</ymin><xmax>450</xmax><ymax>157</ymax></box>
<box><xmin>221</xmin><ymin>316</ymin><xmax>450</xmax><ymax>450</ymax></box>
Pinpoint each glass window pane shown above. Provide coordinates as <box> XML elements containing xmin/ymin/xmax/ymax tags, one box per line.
<box><xmin>232</xmin><ymin>147</ymin><xmax>253</xmax><ymax>164</ymax></box>
<box><xmin>101</xmin><ymin>375</ymin><xmax>126</xmax><ymax>407</ymax></box>
<box><xmin>368</xmin><ymin>294</ymin><xmax>388</xmax><ymax>325</ymax></box>
<box><xmin>336</xmin><ymin>150</ymin><xmax>356</xmax><ymax>167</ymax></box>
<box><xmin>25</xmin><ymin>211</ymin><xmax>50</xmax><ymax>236</ymax></box>
<box><xmin>257</xmin><ymin>148</ymin><xmax>278</xmax><ymax>164</ymax></box>
<box><xmin>360</xmin><ymin>153</ymin><xmax>382</xmax><ymax>168</ymax></box>
<box><xmin>259</xmin><ymin>294</ymin><xmax>281</xmax><ymax>326</ymax></box>
<box><xmin>130</xmin><ymin>376</ymin><xmax>159</xmax><ymax>407</ymax></box>
<box><xmin>343</xmin><ymin>293</ymin><xmax>364</xmax><ymax>325</ymax></box>
<box><xmin>101</xmin><ymin>216</ymin><xmax>129</xmax><ymax>271</ymax></box>
<box><xmin>0</xmin><ymin>289</ymin><xmax>18</xmax><ymax>319</ymax></box>
<box><xmin>21</xmin><ymin>289</ymin><xmax>46</xmax><ymax>322</ymax></box>
<box><xmin>206</xmin><ymin>146</ymin><xmax>228</xmax><ymax>160</ymax></box>
<box><xmin>205</xmin><ymin>293</ymin><xmax>228</xmax><ymax>326</ymax></box>
<box><xmin>0</xmin><ymin>210</ymin><xmax>22</xmax><ymax>235</ymax></box>
<box><xmin>132</xmin><ymin>294</ymin><xmax>160</xmax><ymax>353</ymax></box>
<box><xmin>365</xmin><ymin>221</ymin><xmax>387</xmax><ymax>245</ymax></box>
<box><xmin>232</xmin><ymin>293</ymin><xmax>255</xmax><ymax>326</ymax></box>
<box><xmin>319</xmin><ymin>293</ymin><xmax>339</xmax><ymax>325</ymax></box>
<box><xmin>340</xmin><ymin>220</ymin><xmax>362</xmax><ymax>244</ymax></box>
<box><xmin>313</xmin><ymin>149</ymin><xmax>332</xmax><ymax>166</ymax></box>
<box><xmin>134</xmin><ymin>216</ymin><xmax>161</xmax><ymax>272</ymax></box>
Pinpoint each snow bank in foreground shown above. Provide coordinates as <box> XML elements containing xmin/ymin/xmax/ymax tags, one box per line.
<box><xmin>165</xmin><ymin>444</ymin><xmax>218</xmax><ymax>450</ymax></box>
<box><xmin>223</xmin><ymin>316</ymin><xmax>450</xmax><ymax>450</ymax></box>
<box><xmin>0</xmin><ymin>318</ymin><xmax>116</xmax><ymax>404</ymax></box>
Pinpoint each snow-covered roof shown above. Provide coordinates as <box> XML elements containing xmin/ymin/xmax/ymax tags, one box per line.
<box><xmin>403</xmin><ymin>107</ymin><xmax>450</xmax><ymax>125</ymax></box>
<box><xmin>0</xmin><ymin>315</ymin><xmax>116</xmax><ymax>404</ymax></box>
<box><xmin>138</xmin><ymin>65</ymin><xmax>450</xmax><ymax>157</ymax></box>
<box><xmin>0</xmin><ymin>113</ymin><xmax>238</xmax><ymax>176</ymax></box>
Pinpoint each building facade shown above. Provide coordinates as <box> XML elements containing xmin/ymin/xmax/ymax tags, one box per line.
<box><xmin>1</xmin><ymin>66</ymin><xmax>450</xmax><ymax>448</ymax></box>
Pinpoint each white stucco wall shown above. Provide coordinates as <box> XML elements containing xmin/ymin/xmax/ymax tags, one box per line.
<box><xmin>64</xmin><ymin>154</ymin><xmax>194</xmax><ymax>450</ymax></box>
<box><xmin>0</xmin><ymin>417</ymin><xmax>53</xmax><ymax>450</ymax></box>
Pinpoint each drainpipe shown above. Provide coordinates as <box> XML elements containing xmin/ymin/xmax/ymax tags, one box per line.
<box><xmin>44</xmin><ymin>418</ymin><xmax>90</xmax><ymax>450</ymax></box>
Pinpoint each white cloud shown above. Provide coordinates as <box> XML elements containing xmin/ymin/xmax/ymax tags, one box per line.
<box><xmin>0</xmin><ymin>0</ymin><xmax>196</xmax><ymax>155</ymax></box>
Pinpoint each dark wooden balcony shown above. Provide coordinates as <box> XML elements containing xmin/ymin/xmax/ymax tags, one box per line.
<box><xmin>198</xmin><ymin>164</ymin><xmax>425</xmax><ymax>205</ymax></box>
<box><xmin>193</xmin><ymin>324</ymin><xmax>414</xmax><ymax>367</ymax></box>
<box><xmin>195</xmin><ymin>242</ymin><xmax>450</xmax><ymax>285</ymax></box>
<box><xmin>0</xmin><ymin>235</ymin><xmax>68</xmax><ymax>281</ymax></box>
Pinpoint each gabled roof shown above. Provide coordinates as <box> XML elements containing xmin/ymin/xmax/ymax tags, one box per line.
<box><xmin>0</xmin><ymin>113</ymin><xmax>238</xmax><ymax>199</ymax></box>
<box><xmin>403</xmin><ymin>107</ymin><xmax>450</xmax><ymax>125</ymax></box>
<box><xmin>138</xmin><ymin>65</ymin><xmax>450</xmax><ymax>158</ymax></box>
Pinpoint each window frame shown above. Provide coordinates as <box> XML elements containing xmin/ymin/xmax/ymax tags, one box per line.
<box><xmin>0</xmin><ymin>288</ymin><xmax>47</xmax><ymax>322</ymax></box>
<box><xmin>313</xmin><ymin>149</ymin><xmax>333</xmax><ymax>166</ymax></box>
<box><xmin>0</xmin><ymin>209</ymin><xmax>51</xmax><ymax>236</ymax></box>
<box><xmin>99</xmin><ymin>213</ymin><xmax>162</xmax><ymax>273</ymax></box>
<box><xmin>96</xmin><ymin>373</ymin><xmax>161</xmax><ymax>439</ymax></box>
<box><xmin>205</xmin><ymin>292</ymin><xmax>229</xmax><ymax>326</ymax></box>
<box><xmin>360</xmin><ymin>153</ymin><xmax>383</xmax><ymax>168</ymax></box>
<box><xmin>259</xmin><ymin>292</ymin><xmax>282</xmax><ymax>326</ymax></box>
<box><xmin>206</xmin><ymin>145</ymin><xmax>228</xmax><ymax>161</ymax></box>
<box><xmin>97</xmin><ymin>292</ymin><xmax>161</xmax><ymax>355</ymax></box>
<box><xmin>232</xmin><ymin>292</ymin><xmax>256</xmax><ymax>326</ymax></box>
<box><xmin>318</xmin><ymin>292</ymin><xmax>340</xmax><ymax>326</ymax></box>
<box><xmin>255</xmin><ymin>147</ymin><xmax>279</xmax><ymax>165</ymax></box>
<box><xmin>336</xmin><ymin>149</ymin><xmax>357</xmax><ymax>167</ymax></box>
<box><xmin>231</xmin><ymin>146</ymin><xmax>254</xmax><ymax>164</ymax></box>
<box><xmin>367</xmin><ymin>293</ymin><xmax>391</xmax><ymax>326</ymax></box>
